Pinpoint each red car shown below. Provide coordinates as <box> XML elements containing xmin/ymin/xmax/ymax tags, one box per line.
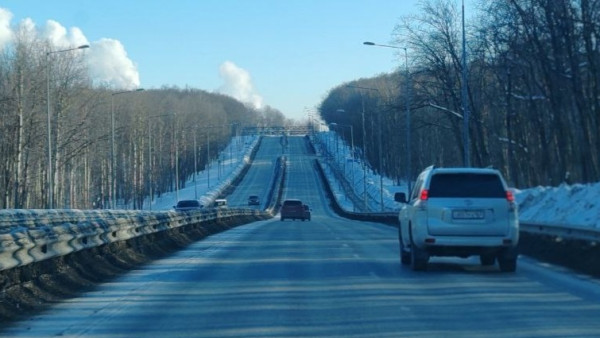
<box><xmin>280</xmin><ymin>199</ymin><xmax>307</xmax><ymax>221</ymax></box>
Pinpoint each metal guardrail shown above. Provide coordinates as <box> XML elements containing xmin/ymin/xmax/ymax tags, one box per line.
<box><xmin>0</xmin><ymin>208</ymin><xmax>270</xmax><ymax>271</ymax></box>
<box><xmin>0</xmin><ymin>136</ymin><xmax>285</xmax><ymax>273</ymax></box>
<box><xmin>520</xmin><ymin>221</ymin><xmax>600</xmax><ymax>242</ymax></box>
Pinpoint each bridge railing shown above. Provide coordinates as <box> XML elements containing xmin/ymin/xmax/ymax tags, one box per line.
<box><xmin>0</xmin><ymin>208</ymin><xmax>270</xmax><ymax>272</ymax></box>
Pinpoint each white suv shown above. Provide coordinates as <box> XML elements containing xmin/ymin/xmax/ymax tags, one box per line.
<box><xmin>394</xmin><ymin>166</ymin><xmax>519</xmax><ymax>272</ymax></box>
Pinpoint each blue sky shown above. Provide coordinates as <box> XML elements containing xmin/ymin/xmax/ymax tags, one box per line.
<box><xmin>3</xmin><ymin>0</ymin><xmax>422</xmax><ymax>120</ymax></box>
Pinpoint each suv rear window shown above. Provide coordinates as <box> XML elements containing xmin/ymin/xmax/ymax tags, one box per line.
<box><xmin>283</xmin><ymin>200</ymin><xmax>302</xmax><ymax>207</ymax></box>
<box><xmin>428</xmin><ymin>173</ymin><xmax>505</xmax><ymax>198</ymax></box>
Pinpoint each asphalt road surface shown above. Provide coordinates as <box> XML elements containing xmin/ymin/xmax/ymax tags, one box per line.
<box><xmin>3</xmin><ymin>136</ymin><xmax>600</xmax><ymax>337</ymax></box>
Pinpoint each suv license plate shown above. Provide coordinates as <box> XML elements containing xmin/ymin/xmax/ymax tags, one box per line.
<box><xmin>452</xmin><ymin>209</ymin><xmax>485</xmax><ymax>219</ymax></box>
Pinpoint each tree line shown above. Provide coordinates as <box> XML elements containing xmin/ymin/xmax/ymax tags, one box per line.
<box><xmin>0</xmin><ymin>31</ymin><xmax>287</xmax><ymax>209</ymax></box>
<box><xmin>319</xmin><ymin>0</ymin><xmax>600</xmax><ymax>188</ymax></box>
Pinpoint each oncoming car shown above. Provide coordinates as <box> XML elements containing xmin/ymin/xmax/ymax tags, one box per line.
<box><xmin>248</xmin><ymin>195</ymin><xmax>260</xmax><ymax>206</ymax></box>
<box><xmin>395</xmin><ymin>166</ymin><xmax>519</xmax><ymax>272</ymax></box>
<box><xmin>213</xmin><ymin>199</ymin><xmax>228</xmax><ymax>208</ymax></box>
<box><xmin>280</xmin><ymin>199</ymin><xmax>307</xmax><ymax>221</ymax></box>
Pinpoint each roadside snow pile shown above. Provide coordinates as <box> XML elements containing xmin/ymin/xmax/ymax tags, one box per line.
<box><xmin>515</xmin><ymin>182</ymin><xmax>600</xmax><ymax>228</ymax></box>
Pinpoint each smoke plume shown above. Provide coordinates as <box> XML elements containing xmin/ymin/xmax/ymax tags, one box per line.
<box><xmin>0</xmin><ymin>7</ymin><xmax>140</xmax><ymax>90</ymax></box>
<box><xmin>0</xmin><ymin>8</ymin><xmax>12</xmax><ymax>47</ymax></box>
<box><xmin>217</xmin><ymin>61</ymin><xmax>264</xmax><ymax>109</ymax></box>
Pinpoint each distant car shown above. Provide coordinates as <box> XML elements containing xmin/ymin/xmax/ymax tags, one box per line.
<box><xmin>248</xmin><ymin>195</ymin><xmax>260</xmax><ymax>206</ymax></box>
<box><xmin>173</xmin><ymin>199</ymin><xmax>203</xmax><ymax>211</ymax></box>
<box><xmin>280</xmin><ymin>199</ymin><xmax>307</xmax><ymax>221</ymax></box>
<box><xmin>303</xmin><ymin>204</ymin><xmax>311</xmax><ymax>221</ymax></box>
<box><xmin>213</xmin><ymin>199</ymin><xmax>228</xmax><ymax>208</ymax></box>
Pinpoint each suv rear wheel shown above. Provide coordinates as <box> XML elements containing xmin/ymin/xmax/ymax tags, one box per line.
<box><xmin>398</xmin><ymin>226</ymin><xmax>410</xmax><ymax>265</ymax></box>
<box><xmin>498</xmin><ymin>248</ymin><xmax>518</xmax><ymax>272</ymax></box>
<box><xmin>410</xmin><ymin>228</ymin><xmax>428</xmax><ymax>271</ymax></box>
<box><xmin>480</xmin><ymin>254</ymin><xmax>496</xmax><ymax>266</ymax></box>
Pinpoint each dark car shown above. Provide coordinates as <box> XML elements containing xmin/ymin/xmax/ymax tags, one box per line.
<box><xmin>280</xmin><ymin>199</ymin><xmax>307</xmax><ymax>221</ymax></box>
<box><xmin>173</xmin><ymin>199</ymin><xmax>203</xmax><ymax>211</ymax></box>
<box><xmin>303</xmin><ymin>204</ymin><xmax>311</xmax><ymax>221</ymax></box>
<box><xmin>248</xmin><ymin>195</ymin><xmax>260</xmax><ymax>206</ymax></box>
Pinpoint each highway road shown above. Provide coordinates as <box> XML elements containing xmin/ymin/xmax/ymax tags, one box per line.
<box><xmin>3</xmin><ymin>136</ymin><xmax>600</xmax><ymax>336</ymax></box>
<box><xmin>226</xmin><ymin>136</ymin><xmax>284</xmax><ymax>209</ymax></box>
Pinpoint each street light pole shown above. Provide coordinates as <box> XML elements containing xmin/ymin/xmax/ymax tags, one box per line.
<box><xmin>111</xmin><ymin>88</ymin><xmax>144</xmax><ymax>209</ymax></box>
<box><xmin>347</xmin><ymin>84</ymin><xmax>382</xmax><ymax>211</ymax></box>
<box><xmin>461</xmin><ymin>0</ymin><xmax>470</xmax><ymax>167</ymax></box>
<box><xmin>146</xmin><ymin>113</ymin><xmax>169</xmax><ymax>210</ymax></box>
<box><xmin>194</xmin><ymin>127</ymin><xmax>198</xmax><ymax>199</ymax></box>
<box><xmin>174</xmin><ymin>112</ymin><xmax>179</xmax><ymax>203</ymax></box>
<box><xmin>332</xmin><ymin>117</ymin><xmax>356</xmax><ymax>209</ymax></box>
<box><xmin>46</xmin><ymin>44</ymin><xmax>89</xmax><ymax>209</ymax></box>
<box><xmin>404</xmin><ymin>48</ymin><xmax>412</xmax><ymax>198</ymax></box>
<box><xmin>361</xmin><ymin>96</ymin><xmax>367</xmax><ymax>210</ymax></box>
<box><xmin>363</xmin><ymin>41</ymin><xmax>412</xmax><ymax>197</ymax></box>
<box><xmin>206</xmin><ymin>131</ymin><xmax>211</xmax><ymax>189</ymax></box>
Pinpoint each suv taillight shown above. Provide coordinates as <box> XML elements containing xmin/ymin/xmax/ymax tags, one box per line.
<box><xmin>506</xmin><ymin>190</ymin><xmax>516</xmax><ymax>211</ymax></box>
<box><xmin>420</xmin><ymin>189</ymin><xmax>429</xmax><ymax>201</ymax></box>
<box><xmin>506</xmin><ymin>190</ymin><xmax>514</xmax><ymax>202</ymax></box>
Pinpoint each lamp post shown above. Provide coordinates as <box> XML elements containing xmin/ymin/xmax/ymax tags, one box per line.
<box><xmin>461</xmin><ymin>0</ymin><xmax>470</xmax><ymax>167</ymax></box>
<box><xmin>346</xmin><ymin>84</ymin><xmax>384</xmax><ymax>211</ymax></box>
<box><xmin>328</xmin><ymin>123</ymin><xmax>340</xmax><ymax>165</ymax></box>
<box><xmin>204</xmin><ymin>129</ymin><xmax>211</xmax><ymax>189</ymax></box>
<box><xmin>110</xmin><ymin>88</ymin><xmax>144</xmax><ymax>209</ymax></box>
<box><xmin>344</xmin><ymin>86</ymin><xmax>370</xmax><ymax>211</ymax></box>
<box><xmin>194</xmin><ymin>126</ymin><xmax>199</xmax><ymax>199</ymax></box>
<box><xmin>148</xmin><ymin>115</ymin><xmax>168</xmax><ymax>210</ymax></box>
<box><xmin>363</xmin><ymin>41</ymin><xmax>412</xmax><ymax>198</ymax></box>
<box><xmin>146</xmin><ymin>113</ymin><xmax>170</xmax><ymax>210</ymax></box>
<box><xmin>173</xmin><ymin>112</ymin><xmax>180</xmax><ymax>203</ymax></box>
<box><xmin>331</xmin><ymin>118</ymin><xmax>356</xmax><ymax>201</ymax></box>
<box><xmin>46</xmin><ymin>44</ymin><xmax>89</xmax><ymax>209</ymax></box>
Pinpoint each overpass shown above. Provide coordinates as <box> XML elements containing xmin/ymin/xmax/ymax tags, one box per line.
<box><xmin>242</xmin><ymin>125</ymin><xmax>313</xmax><ymax>136</ymax></box>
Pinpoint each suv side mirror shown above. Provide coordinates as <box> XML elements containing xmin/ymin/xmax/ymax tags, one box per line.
<box><xmin>394</xmin><ymin>192</ymin><xmax>407</xmax><ymax>204</ymax></box>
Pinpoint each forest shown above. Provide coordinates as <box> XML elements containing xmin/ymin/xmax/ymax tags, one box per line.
<box><xmin>0</xmin><ymin>31</ymin><xmax>287</xmax><ymax>209</ymax></box>
<box><xmin>2</xmin><ymin>0</ymin><xmax>599</xmax><ymax>209</ymax></box>
<box><xmin>319</xmin><ymin>0</ymin><xmax>600</xmax><ymax>189</ymax></box>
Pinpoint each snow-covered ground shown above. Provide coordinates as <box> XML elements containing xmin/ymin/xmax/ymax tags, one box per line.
<box><xmin>139</xmin><ymin>135</ymin><xmax>259</xmax><ymax>211</ymax></box>
<box><xmin>514</xmin><ymin>182</ymin><xmax>600</xmax><ymax>228</ymax></box>
<box><xmin>314</xmin><ymin>131</ymin><xmax>600</xmax><ymax>229</ymax></box>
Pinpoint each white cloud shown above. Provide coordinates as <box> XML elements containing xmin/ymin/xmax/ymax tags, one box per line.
<box><xmin>217</xmin><ymin>61</ymin><xmax>264</xmax><ymax>109</ymax></box>
<box><xmin>18</xmin><ymin>18</ymin><xmax>36</xmax><ymax>38</ymax></box>
<box><xmin>0</xmin><ymin>8</ymin><xmax>13</xmax><ymax>49</ymax></box>
<box><xmin>87</xmin><ymin>38</ymin><xmax>140</xmax><ymax>89</ymax></box>
<box><xmin>0</xmin><ymin>7</ymin><xmax>140</xmax><ymax>90</ymax></box>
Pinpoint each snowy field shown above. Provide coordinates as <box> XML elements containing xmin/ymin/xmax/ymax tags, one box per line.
<box><xmin>142</xmin><ymin>135</ymin><xmax>259</xmax><ymax>211</ymax></box>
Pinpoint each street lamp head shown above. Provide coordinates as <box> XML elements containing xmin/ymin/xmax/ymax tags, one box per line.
<box><xmin>363</xmin><ymin>41</ymin><xmax>403</xmax><ymax>50</ymax></box>
<box><xmin>78</xmin><ymin>44</ymin><xmax>90</xmax><ymax>50</ymax></box>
